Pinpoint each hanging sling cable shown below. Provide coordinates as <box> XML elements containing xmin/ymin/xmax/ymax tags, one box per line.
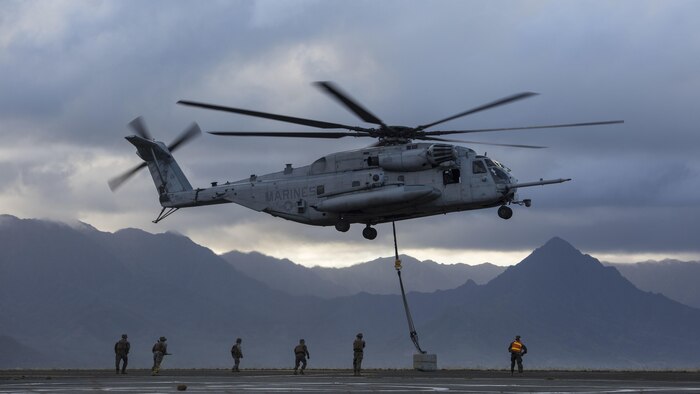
<box><xmin>392</xmin><ymin>221</ymin><xmax>426</xmax><ymax>354</ymax></box>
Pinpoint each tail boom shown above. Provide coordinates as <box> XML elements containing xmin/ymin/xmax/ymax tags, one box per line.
<box><xmin>125</xmin><ymin>135</ymin><xmax>236</xmax><ymax>211</ymax></box>
<box><xmin>125</xmin><ymin>135</ymin><xmax>192</xmax><ymax>194</ymax></box>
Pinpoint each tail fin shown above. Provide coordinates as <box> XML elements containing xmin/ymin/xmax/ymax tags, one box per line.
<box><xmin>125</xmin><ymin>136</ymin><xmax>193</xmax><ymax>195</ymax></box>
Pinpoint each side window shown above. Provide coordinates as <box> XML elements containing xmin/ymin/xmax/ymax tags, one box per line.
<box><xmin>351</xmin><ymin>181</ymin><xmax>360</xmax><ymax>187</ymax></box>
<box><xmin>367</xmin><ymin>156</ymin><xmax>379</xmax><ymax>166</ymax></box>
<box><xmin>316</xmin><ymin>185</ymin><xmax>325</xmax><ymax>195</ymax></box>
<box><xmin>443</xmin><ymin>169</ymin><xmax>460</xmax><ymax>185</ymax></box>
<box><xmin>472</xmin><ymin>160</ymin><xmax>486</xmax><ymax>174</ymax></box>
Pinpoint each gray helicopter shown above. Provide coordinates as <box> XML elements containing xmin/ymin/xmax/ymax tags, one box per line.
<box><xmin>109</xmin><ymin>82</ymin><xmax>622</xmax><ymax>240</ymax></box>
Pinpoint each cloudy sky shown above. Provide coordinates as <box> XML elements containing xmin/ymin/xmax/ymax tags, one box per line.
<box><xmin>1</xmin><ymin>0</ymin><xmax>699</xmax><ymax>267</ymax></box>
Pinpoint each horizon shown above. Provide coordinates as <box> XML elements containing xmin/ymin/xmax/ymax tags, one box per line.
<box><xmin>216</xmin><ymin>244</ymin><xmax>700</xmax><ymax>268</ymax></box>
<box><xmin>3</xmin><ymin>213</ymin><xmax>698</xmax><ymax>268</ymax></box>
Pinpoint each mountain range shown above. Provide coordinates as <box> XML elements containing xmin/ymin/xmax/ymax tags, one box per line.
<box><xmin>605</xmin><ymin>260</ymin><xmax>700</xmax><ymax>309</ymax></box>
<box><xmin>221</xmin><ymin>251</ymin><xmax>504</xmax><ymax>298</ymax></box>
<box><xmin>2</xmin><ymin>214</ymin><xmax>700</xmax><ymax>369</ymax></box>
<box><xmin>222</xmin><ymin>250</ymin><xmax>700</xmax><ymax>312</ymax></box>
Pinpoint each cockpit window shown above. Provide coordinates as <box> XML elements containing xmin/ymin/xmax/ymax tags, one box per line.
<box><xmin>490</xmin><ymin>167</ymin><xmax>510</xmax><ymax>184</ymax></box>
<box><xmin>472</xmin><ymin>160</ymin><xmax>486</xmax><ymax>174</ymax></box>
<box><xmin>484</xmin><ymin>158</ymin><xmax>511</xmax><ymax>172</ymax></box>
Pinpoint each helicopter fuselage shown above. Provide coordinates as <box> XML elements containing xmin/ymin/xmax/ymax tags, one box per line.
<box><xmin>158</xmin><ymin>142</ymin><xmax>568</xmax><ymax>236</ymax></box>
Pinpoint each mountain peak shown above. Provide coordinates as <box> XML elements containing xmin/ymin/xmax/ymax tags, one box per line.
<box><xmin>487</xmin><ymin>236</ymin><xmax>612</xmax><ymax>293</ymax></box>
<box><xmin>0</xmin><ymin>214</ymin><xmax>20</xmax><ymax>223</ymax></box>
<box><xmin>541</xmin><ymin>236</ymin><xmax>578</xmax><ymax>253</ymax></box>
<box><xmin>525</xmin><ymin>236</ymin><xmax>589</xmax><ymax>266</ymax></box>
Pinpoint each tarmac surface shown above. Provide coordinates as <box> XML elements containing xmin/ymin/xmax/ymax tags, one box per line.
<box><xmin>2</xmin><ymin>369</ymin><xmax>700</xmax><ymax>393</ymax></box>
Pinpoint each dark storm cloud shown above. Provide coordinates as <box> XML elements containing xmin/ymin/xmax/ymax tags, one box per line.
<box><xmin>1</xmin><ymin>0</ymin><xmax>699</xmax><ymax>263</ymax></box>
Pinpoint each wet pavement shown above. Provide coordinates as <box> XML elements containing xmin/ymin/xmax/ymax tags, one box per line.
<box><xmin>2</xmin><ymin>369</ymin><xmax>700</xmax><ymax>393</ymax></box>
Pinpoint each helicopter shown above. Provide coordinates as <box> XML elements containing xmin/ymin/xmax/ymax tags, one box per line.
<box><xmin>109</xmin><ymin>82</ymin><xmax>622</xmax><ymax>240</ymax></box>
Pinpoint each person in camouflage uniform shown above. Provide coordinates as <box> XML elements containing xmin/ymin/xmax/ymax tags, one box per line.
<box><xmin>151</xmin><ymin>336</ymin><xmax>169</xmax><ymax>375</ymax></box>
<box><xmin>353</xmin><ymin>333</ymin><xmax>365</xmax><ymax>376</ymax></box>
<box><xmin>230</xmin><ymin>338</ymin><xmax>243</xmax><ymax>372</ymax></box>
<box><xmin>293</xmin><ymin>339</ymin><xmax>310</xmax><ymax>375</ymax></box>
<box><xmin>114</xmin><ymin>334</ymin><xmax>130</xmax><ymax>374</ymax></box>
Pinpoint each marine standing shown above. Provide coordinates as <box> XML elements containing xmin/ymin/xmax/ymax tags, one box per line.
<box><xmin>231</xmin><ymin>338</ymin><xmax>243</xmax><ymax>372</ymax></box>
<box><xmin>353</xmin><ymin>333</ymin><xmax>365</xmax><ymax>376</ymax></box>
<box><xmin>151</xmin><ymin>336</ymin><xmax>169</xmax><ymax>375</ymax></box>
<box><xmin>508</xmin><ymin>335</ymin><xmax>527</xmax><ymax>375</ymax></box>
<box><xmin>114</xmin><ymin>334</ymin><xmax>130</xmax><ymax>374</ymax></box>
<box><xmin>293</xmin><ymin>339</ymin><xmax>310</xmax><ymax>375</ymax></box>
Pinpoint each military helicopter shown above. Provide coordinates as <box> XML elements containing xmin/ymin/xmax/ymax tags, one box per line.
<box><xmin>109</xmin><ymin>82</ymin><xmax>622</xmax><ymax>240</ymax></box>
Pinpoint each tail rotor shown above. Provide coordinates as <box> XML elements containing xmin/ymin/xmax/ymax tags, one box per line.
<box><xmin>108</xmin><ymin>117</ymin><xmax>201</xmax><ymax>192</ymax></box>
<box><xmin>128</xmin><ymin>116</ymin><xmax>154</xmax><ymax>140</ymax></box>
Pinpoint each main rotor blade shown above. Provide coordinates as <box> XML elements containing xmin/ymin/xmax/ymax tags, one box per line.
<box><xmin>177</xmin><ymin>100</ymin><xmax>366</xmax><ymax>131</ymax></box>
<box><xmin>423</xmin><ymin>120</ymin><xmax>625</xmax><ymax>136</ymax></box>
<box><xmin>108</xmin><ymin>162</ymin><xmax>148</xmax><ymax>191</ymax></box>
<box><xmin>417</xmin><ymin>135</ymin><xmax>546</xmax><ymax>148</ymax></box>
<box><xmin>128</xmin><ymin>116</ymin><xmax>154</xmax><ymax>140</ymax></box>
<box><xmin>314</xmin><ymin>81</ymin><xmax>385</xmax><ymax>126</ymax></box>
<box><xmin>418</xmin><ymin>92</ymin><xmax>539</xmax><ymax>130</ymax></box>
<box><xmin>209</xmin><ymin>131</ymin><xmax>372</xmax><ymax>139</ymax></box>
<box><xmin>168</xmin><ymin>122</ymin><xmax>201</xmax><ymax>152</ymax></box>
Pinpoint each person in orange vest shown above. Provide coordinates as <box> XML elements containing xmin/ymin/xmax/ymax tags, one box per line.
<box><xmin>508</xmin><ymin>335</ymin><xmax>528</xmax><ymax>374</ymax></box>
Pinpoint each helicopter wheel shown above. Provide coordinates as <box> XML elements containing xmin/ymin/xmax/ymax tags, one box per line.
<box><xmin>362</xmin><ymin>226</ymin><xmax>377</xmax><ymax>240</ymax></box>
<box><xmin>498</xmin><ymin>205</ymin><xmax>513</xmax><ymax>220</ymax></box>
<box><xmin>335</xmin><ymin>220</ymin><xmax>350</xmax><ymax>232</ymax></box>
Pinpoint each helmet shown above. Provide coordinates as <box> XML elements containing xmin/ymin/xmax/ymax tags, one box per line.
<box><xmin>236</xmin><ymin>338</ymin><xmax>242</xmax><ymax>343</ymax></box>
<box><xmin>515</xmin><ymin>335</ymin><xmax>521</xmax><ymax>340</ymax></box>
<box><xmin>357</xmin><ymin>333</ymin><xmax>363</xmax><ymax>338</ymax></box>
<box><xmin>160</xmin><ymin>336</ymin><xmax>167</xmax><ymax>341</ymax></box>
<box><xmin>122</xmin><ymin>334</ymin><xmax>128</xmax><ymax>339</ymax></box>
<box><xmin>300</xmin><ymin>339</ymin><xmax>305</xmax><ymax>343</ymax></box>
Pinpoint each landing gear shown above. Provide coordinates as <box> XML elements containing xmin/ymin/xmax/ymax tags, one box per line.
<box><xmin>335</xmin><ymin>220</ymin><xmax>350</xmax><ymax>232</ymax></box>
<box><xmin>498</xmin><ymin>205</ymin><xmax>513</xmax><ymax>220</ymax></box>
<box><xmin>362</xmin><ymin>225</ymin><xmax>377</xmax><ymax>240</ymax></box>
